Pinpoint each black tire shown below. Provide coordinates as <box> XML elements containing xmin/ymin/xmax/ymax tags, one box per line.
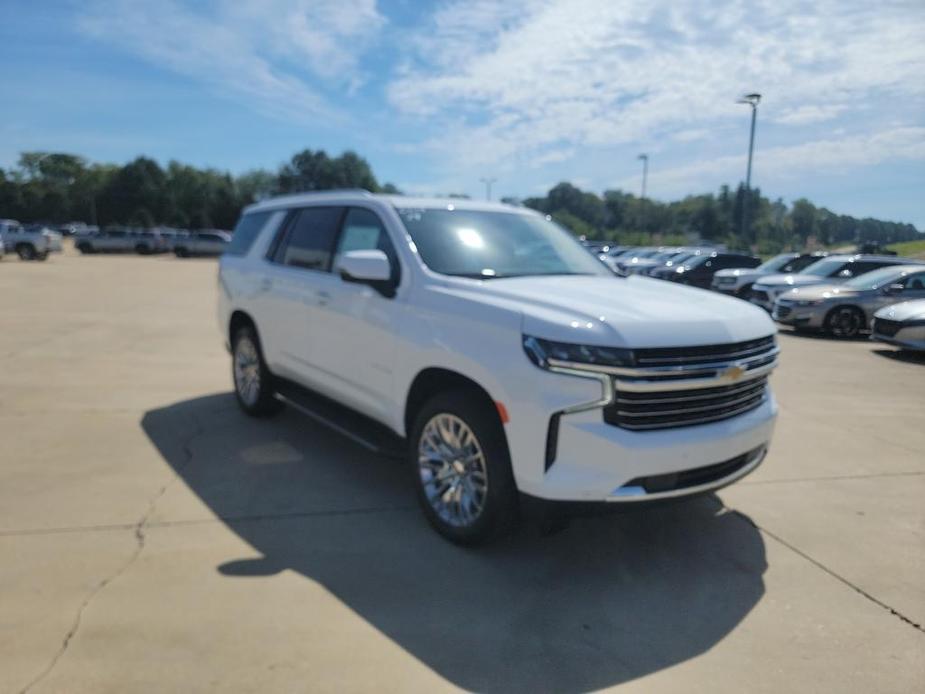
<box><xmin>231</xmin><ymin>325</ymin><xmax>282</xmax><ymax>417</ymax></box>
<box><xmin>77</xmin><ymin>242</ymin><xmax>93</xmax><ymax>254</ymax></box>
<box><xmin>175</xmin><ymin>247</ymin><xmax>189</xmax><ymax>258</ymax></box>
<box><xmin>824</xmin><ymin>306</ymin><xmax>866</xmax><ymax>339</ymax></box>
<box><xmin>35</xmin><ymin>251</ymin><xmax>49</xmax><ymax>261</ymax></box>
<box><xmin>16</xmin><ymin>244</ymin><xmax>36</xmax><ymax>261</ymax></box>
<box><xmin>409</xmin><ymin>389</ymin><xmax>518</xmax><ymax>545</ymax></box>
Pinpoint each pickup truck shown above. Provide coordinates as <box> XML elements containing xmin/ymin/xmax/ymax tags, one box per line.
<box><xmin>0</xmin><ymin>219</ymin><xmax>58</xmax><ymax>260</ymax></box>
<box><xmin>218</xmin><ymin>192</ymin><xmax>779</xmax><ymax>544</ymax></box>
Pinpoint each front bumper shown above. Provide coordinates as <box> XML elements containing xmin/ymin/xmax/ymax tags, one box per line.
<box><xmin>517</xmin><ymin>394</ymin><xmax>776</xmax><ymax>502</ymax></box>
<box><xmin>771</xmin><ymin>302</ymin><xmax>827</xmax><ymax>329</ymax></box>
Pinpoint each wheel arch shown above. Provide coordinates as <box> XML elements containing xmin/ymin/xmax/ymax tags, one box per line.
<box><xmin>229</xmin><ymin>309</ymin><xmax>259</xmax><ymax>347</ymax></box>
<box><xmin>404</xmin><ymin>367</ymin><xmax>505</xmax><ymax>439</ymax></box>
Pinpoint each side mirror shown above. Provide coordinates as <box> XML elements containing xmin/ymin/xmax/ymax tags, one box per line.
<box><xmin>336</xmin><ymin>249</ymin><xmax>395</xmax><ymax>296</ymax></box>
<box><xmin>884</xmin><ymin>282</ymin><xmax>904</xmax><ymax>295</ymax></box>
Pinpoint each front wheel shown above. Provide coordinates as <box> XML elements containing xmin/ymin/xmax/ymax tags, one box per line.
<box><xmin>231</xmin><ymin>325</ymin><xmax>281</xmax><ymax>416</ymax></box>
<box><xmin>35</xmin><ymin>250</ymin><xmax>49</xmax><ymax>261</ymax></box>
<box><xmin>825</xmin><ymin>306</ymin><xmax>865</xmax><ymax>339</ymax></box>
<box><xmin>410</xmin><ymin>390</ymin><xmax>518</xmax><ymax>545</ymax></box>
<box><xmin>175</xmin><ymin>247</ymin><xmax>189</xmax><ymax>258</ymax></box>
<box><xmin>16</xmin><ymin>244</ymin><xmax>36</xmax><ymax>260</ymax></box>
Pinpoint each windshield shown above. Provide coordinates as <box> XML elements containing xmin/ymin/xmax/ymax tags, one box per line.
<box><xmin>396</xmin><ymin>208</ymin><xmax>610</xmax><ymax>278</ymax></box>
<box><xmin>842</xmin><ymin>266</ymin><xmax>907</xmax><ymax>290</ymax></box>
<box><xmin>684</xmin><ymin>254</ymin><xmax>714</xmax><ymax>268</ymax></box>
<box><xmin>757</xmin><ymin>254</ymin><xmax>797</xmax><ymax>272</ymax></box>
<box><xmin>800</xmin><ymin>258</ymin><xmax>849</xmax><ymax>277</ymax></box>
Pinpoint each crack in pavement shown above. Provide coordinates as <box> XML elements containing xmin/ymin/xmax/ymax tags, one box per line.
<box><xmin>1</xmin><ymin>505</ymin><xmax>417</xmax><ymax>539</ymax></box>
<box><xmin>18</xmin><ymin>414</ymin><xmax>205</xmax><ymax>694</ymax></box>
<box><xmin>723</xmin><ymin>504</ymin><xmax>924</xmax><ymax>635</ymax></box>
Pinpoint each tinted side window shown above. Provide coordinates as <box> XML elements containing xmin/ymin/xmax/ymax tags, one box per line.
<box><xmin>787</xmin><ymin>255</ymin><xmax>819</xmax><ymax>273</ymax></box>
<box><xmin>227</xmin><ymin>211</ymin><xmax>272</xmax><ymax>256</ymax></box>
<box><xmin>851</xmin><ymin>261</ymin><xmax>891</xmax><ymax>275</ymax></box>
<box><xmin>275</xmin><ymin>207</ymin><xmax>344</xmax><ymax>271</ymax></box>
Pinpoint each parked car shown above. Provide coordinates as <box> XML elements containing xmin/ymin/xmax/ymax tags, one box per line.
<box><xmin>174</xmin><ymin>230</ymin><xmax>231</xmax><ymax>257</ymax></box>
<box><xmin>646</xmin><ymin>249</ymin><xmax>709</xmax><ymax>278</ymax></box>
<box><xmin>749</xmin><ymin>255</ymin><xmax>915</xmax><ymax>312</ymax></box>
<box><xmin>712</xmin><ymin>252</ymin><xmax>827</xmax><ymax>297</ymax></box>
<box><xmin>0</xmin><ymin>219</ymin><xmax>55</xmax><ymax>260</ymax></box>
<box><xmin>22</xmin><ymin>225</ymin><xmax>64</xmax><ymax>252</ymax></box>
<box><xmin>772</xmin><ymin>265</ymin><xmax>925</xmax><ymax>338</ymax></box>
<box><xmin>77</xmin><ymin>227</ymin><xmax>166</xmax><ymax>254</ymax></box>
<box><xmin>0</xmin><ymin>234</ymin><xmax>4</xmax><ymax>260</ymax></box>
<box><xmin>622</xmin><ymin>248</ymin><xmax>686</xmax><ymax>276</ymax></box>
<box><xmin>663</xmin><ymin>252</ymin><xmax>761</xmax><ymax>288</ymax></box>
<box><xmin>871</xmin><ymin>300</ymin><xmax>925</xmax><ymax>352</ymax></box>
<box><xmin>218</xmin><ymin>192</ymin><xmax>779</xmax><ymax>544</ymax></box>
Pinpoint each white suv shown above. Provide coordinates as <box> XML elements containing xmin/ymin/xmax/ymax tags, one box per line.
<box><xmin>218</xmin><ymin>191</ymin><xmax>779</xmax><ymax>544</ymax></box>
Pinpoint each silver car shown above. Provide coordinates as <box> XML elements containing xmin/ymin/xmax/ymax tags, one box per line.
<box><xmin>750</xmin><ymin>254</ymin><xmax>915</xmax><ymax>311</ymax></box>
<box><xmin>871</xmin><ymin>299</ymin><xmax>925</xmax><ymax>351</ymax></box>
<box><xmin>772</xmin><ymin>265</ymin><xmax>925</xmax><ymax>338</ymax></box>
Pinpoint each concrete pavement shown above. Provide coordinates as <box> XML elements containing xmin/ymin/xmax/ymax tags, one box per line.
<box><xmin>1</xmin><ymin>248</ymin><xmax>923</xmax><ymax>692</ymax></box>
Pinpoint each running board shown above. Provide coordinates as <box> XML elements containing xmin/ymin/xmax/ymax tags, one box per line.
<box><xmin>273</xmin><ymin>378</ymin><xmax>405</xmax><ymax>459</ymax></box>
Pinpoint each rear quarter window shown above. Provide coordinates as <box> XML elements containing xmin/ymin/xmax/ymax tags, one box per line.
<box><xmin>227</xmin><ymin>211</ymin><xmax>273</xmax><ymax>256</ymax></box>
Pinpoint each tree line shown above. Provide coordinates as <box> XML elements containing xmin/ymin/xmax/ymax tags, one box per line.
<box><xmin>0</xmin><ymin>150</ymin><xmax>398</xmax><ymax>231</ymax></box>
<box><xmin>0</xmin><ymin>149</ymin><xmax>919</xmax><ymax>252</ymax></box>
<box><xmin>517</xmin><ymin>182</ymin><xmax>921</xmax><ymax>253</ymax></box>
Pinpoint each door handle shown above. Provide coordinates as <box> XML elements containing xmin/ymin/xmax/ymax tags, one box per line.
<box><xmin>316</xmin><ymin>290</ymin><xmax>331</xmax><ymax>305</ymax></box>
<box><xmin>260</xmin><ymin>278</ymin><xmax>274</xmax><ymax>291</ymax></box>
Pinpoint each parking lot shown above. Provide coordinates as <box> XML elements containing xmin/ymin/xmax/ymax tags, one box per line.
<box><xmin>2</xmin><ymin>249</ymin><xmax>923</xmax><ymax>693</ymax></box>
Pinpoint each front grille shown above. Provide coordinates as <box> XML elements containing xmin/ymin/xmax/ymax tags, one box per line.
<box><xmin>873</xmin><ymin>318</ymin><xmax>902</xmax><ymax>337</ymax></box>
<box><xmin>775</xmin><ymin>305</ymin><xmax>792</xmax><ymax>318</ymax></box>
<box><xmin>634</xmin><ymin>336</ymin><xmax>776</xmax><ymax>367</ymax></box>
<box><xmin>604</xmin><ymin>376</ymin><xmax>768</xmax><ymax>431</ymax></box>
<box><xmin>716</xmin><ymin>276</ymin><xmax>737</xmax><ymax>285</ymax></box>
<box><xmin>750</xmin><ymin>289</ymin><xmax>769</xmax><ymax>303</ymax></box>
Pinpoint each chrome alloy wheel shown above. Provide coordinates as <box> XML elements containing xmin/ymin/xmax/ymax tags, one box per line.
<box><xmin>234</xmin><ymin>336</ymin><xmax>261</xmax><ymax>406</ymax></box>
<box><xmin>418</xmin><ymin>413</ymin><xmax>489</xmax><ymax>528</ymax></box>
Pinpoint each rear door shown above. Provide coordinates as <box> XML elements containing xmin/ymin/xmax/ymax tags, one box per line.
<box><xmin>310</xmin><ymin>206</ymin><xmax>404</xmax><ymax>422</ymax></box>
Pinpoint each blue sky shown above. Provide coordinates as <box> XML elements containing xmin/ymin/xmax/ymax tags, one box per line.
<box><xmin>2</xmin><ymin>0</ymin><xmax>924</xmax><ymax>228</ymax></box>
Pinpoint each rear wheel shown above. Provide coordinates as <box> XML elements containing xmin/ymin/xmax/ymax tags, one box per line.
<box><xmin>175</xmin><ymin>247</ymin><xmax>189</xmax><ymax>258</ymax></box>
<box><xmin>77</xmin><ymin>242</ymin><xmax>93</xmax><ymax>254</ymax></box>
<box><xmin>35</xmin><ymin>250</ymin><xmax>48</xmax><ymax>261</ymax></box>
<box><xmin>825</xmin><ymin>306</ymin><xmax>865</xmax><ymax>338</ymax></box>
<box><xmin>409</xmin><ymin>390</ymin><xmax>518</xmax><ymax>545</ymax></box>
<box><xmin>231</xmin><ymin>325</ymin><xmax>281</xmax><ymax>416</ymax></box>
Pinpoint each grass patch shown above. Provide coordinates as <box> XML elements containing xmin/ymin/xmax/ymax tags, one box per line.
<box><xmin>887</xmin><ymin>239</ymin><xmax>925</xmax><ymax>258</ymax></box>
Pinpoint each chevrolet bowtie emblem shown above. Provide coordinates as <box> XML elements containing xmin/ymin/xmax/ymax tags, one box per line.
<box><xmin>722</xmin><ymin>364</ymin><xmax>746</xmax><ymax>381</ymax></box>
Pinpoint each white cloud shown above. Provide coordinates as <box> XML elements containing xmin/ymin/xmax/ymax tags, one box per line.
<box><xmin>388</xmin><ymin>0</ymin><xmax>925</xmax><ymax>172</ymax></box>
<box><xmin>617</xmin><ymin>126</ymin><xmax>925</xmax><ymax>198</ymax></box>
<box><xmin>79</xmin><ymin>0</ymin><xmax>385</xmax><ymax>122</ymax></box>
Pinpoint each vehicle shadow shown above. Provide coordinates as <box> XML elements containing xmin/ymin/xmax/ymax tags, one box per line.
<box><xmin>870</xmin><ymin>347</ymin><xmax>925</xmax><ymax>365</ymax></box>
<box><xmin>141</xmin><ymin>393</ymin><xmax>767</xmax><ymax>692</ymax></box>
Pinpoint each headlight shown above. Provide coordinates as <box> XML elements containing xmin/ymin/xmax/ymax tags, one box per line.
<box><xmin>675</xmin><ymin>267</ymin><xmax>685</xmax><ymax>273</ymax></box>
<box><xmin>523</xmin><ymin>335</ymin><xmax>634</xmax><ymax>369</ymax></box>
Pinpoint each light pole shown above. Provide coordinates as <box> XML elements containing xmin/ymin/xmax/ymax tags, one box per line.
<box><xmin>736</xmin><ymin>93</ymin><xmax>761</xmax><ymax>238</ymax></box>
<box><xmin>480</xmin><ymin>177</ymin><xmax>497</xmax><ymax>201</ymax></box>
<box><xmin>637</xmin><ymin>154</ymin><xmax>648</xmax><ymax>233</ymax></box>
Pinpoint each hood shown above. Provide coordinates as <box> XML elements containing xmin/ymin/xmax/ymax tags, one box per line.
<box><xmin>780</xmin><ymin>284</ymin><xmax>860</xmax><ymax>301</ymax></box>
<box><xmin>442</xmin><ymin>274</ymin><xmax>775</xmax><ymax>349</ymax></box>
<box><xmin>875</xmin><ymin>299</ymin><xmax>925</xmax><ymax>321</ymax></box>
<box><xmin>754</xmin><ymin>273</ymin><xmax>829</xmax><ymax>289</ymax></box>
